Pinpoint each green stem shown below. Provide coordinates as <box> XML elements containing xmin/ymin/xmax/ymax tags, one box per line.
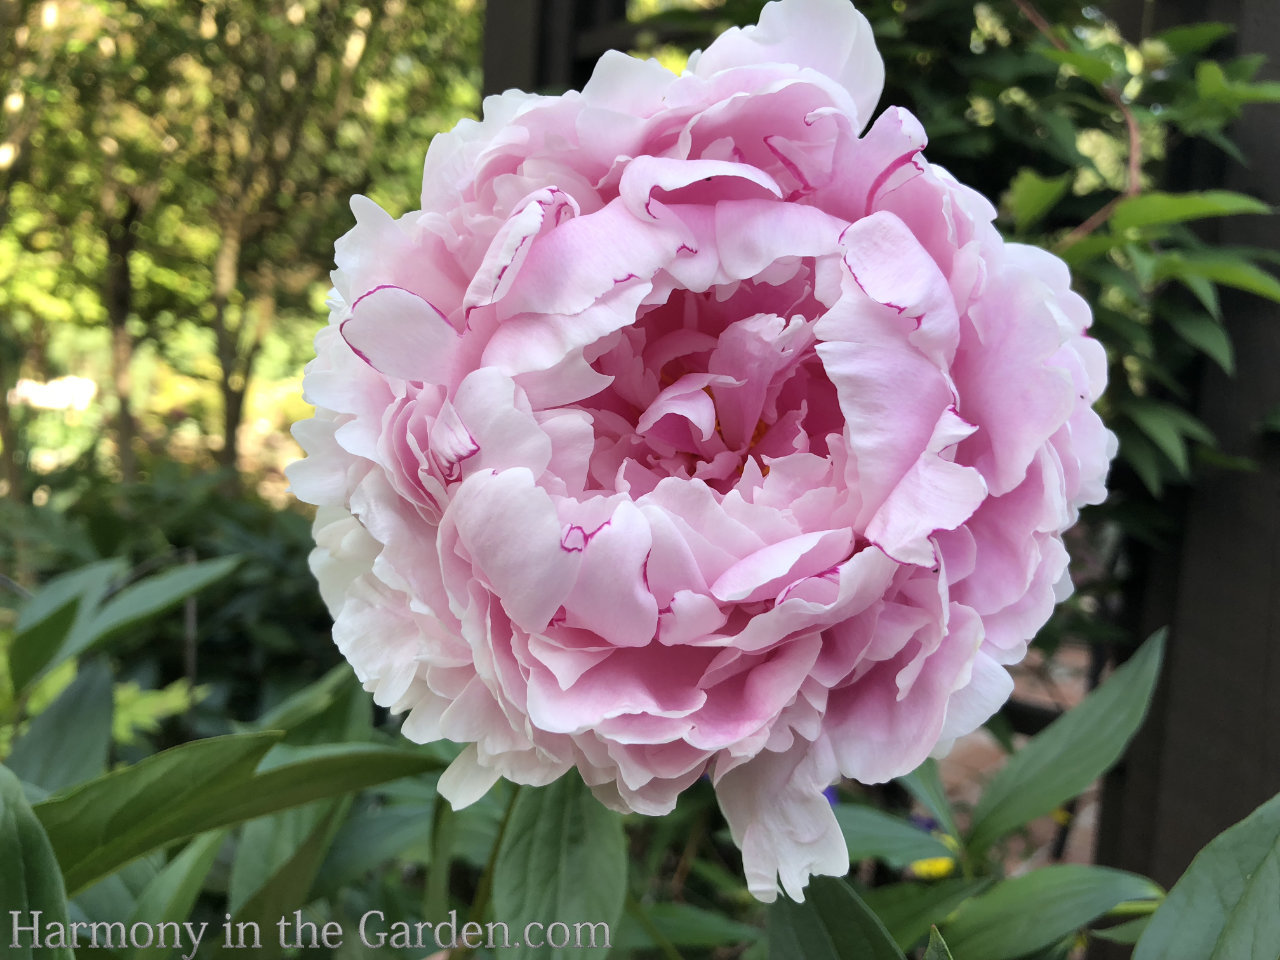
<box><xmin>474</xmin><ymin>786</ymin><xmax>521</xmax><ymax>920</ymax></box>
<box><xmin>626</xmin><ymin>892</ymin><xmax>685</xmax><ymax>960</ymax></box>
<box><xmin>1105</xmin><ymin>897</ymin><xmax>1162</xmax><ymax>919</ymax></box>
<box><xmin>425</xmin><ymin>793</ymin><xmax>456</xmax><ymax>924</ymax></box>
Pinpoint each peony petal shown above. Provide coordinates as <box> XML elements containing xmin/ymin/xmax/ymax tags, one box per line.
<box><xmin>494</xmin><ymin>197</ymin><xmax>689</xmax><ymax>321</ymax></box>
<box><xmin>713</xmin><ymin>741</ymin><xmax>848</xmax><ymax>902</ymax></box>
<box><xmin>619</xmin><ymin>156</ymin><xmax>783</xmax><ymax>221</ymax></box>
<box><xmin>438</xmin><ymin>743</ymin><xmax>503</xmax><ymax>808</ymax></box>
<box><xmin>561</xmin><ymin>500</ymin><xmax>660</xmax><ymax>647</ymax></box>
<box><xmin>463</xmin><ymin>187</ymin><xmax>580</xmax><ymax>314</ymax></box>
<box><xmin>444</xmin><ymin>468</ymin><xmax>581</xmax><ymax>632</ymax></box>
<box><xmin>864</xmin><ymin>408</ymin><xmax>987</xmax><ymax>566</ymax></box>
<box><xmin>341</xmin><ymin>284</ymin><xmax>460</xmax><ymax>384</ymax></box>
<box><xmin>838</xmin><ymin>209</ymin><xmax>960</xmax><ymax>367</ymax></box>
<box><xmin>711</xmin><ymin>528</ymin><xmax>853</xmax><ymax>603</ymax></box>
<box><xmin>692</xmin><ymin>0</ymin><xmax>884</xmax><ymax>133</ymax></box>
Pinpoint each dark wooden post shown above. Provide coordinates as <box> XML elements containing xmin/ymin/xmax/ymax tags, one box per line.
<box><xmin>1096</xmin><ymin>0</ymin><xmax>1280</xmax><ymax>906</ymax></box>
<box><xmin>482</xmin><ymin>0</ymin><xmax>631</xmax><ymax>98</ymax></box>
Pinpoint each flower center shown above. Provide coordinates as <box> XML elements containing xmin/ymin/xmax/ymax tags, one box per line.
<box><xmin>576</xmin><ymin>272</ymin><xmax>843</xmax><ymax>496</ymax></box>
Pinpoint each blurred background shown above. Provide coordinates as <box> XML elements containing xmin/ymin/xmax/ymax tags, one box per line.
<box><xmin>2</xmin><ymin>2</ymin><xmax>1279</xmax><ymax>955</ymax></box>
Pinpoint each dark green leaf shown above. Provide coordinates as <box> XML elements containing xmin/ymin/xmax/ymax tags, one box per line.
<box><xmin>1116</xmin><ymin>427</ymin><xmax>1166</xmax><ymax>497</ymax></box>
<box><xmin>614</xmin><ymin>902</ymin><xmax>763</xmax><ymax>951</ymax></box>
<box><xmin>0</xmin><ymin>763</ymin><xmax>75</xmax><ymax>960</ymax></box>
<box><xmin>770</xmin><ymin>877</ymin><xmax>906</xmax><ymax>960</ymax></box>
<box><xmin>8</xmin><ymin>659</ymin><xmax>114</xmax><ymax>794</ymax></box>
<box><xmin>84</xmin><ymin>556</ymin><xmax>240</xmax><ymax>653</ymax></box>
<box><xmin>1092</xmin><ymin>915</ymin><xmax>1151</xmax><ymax>945</ymax></box>
<box><xmin>69</xmin><ymin>855</ymin><xmax>157</xmax><ymax>930</ymax></box>
<box><xmin>1058</xmin><ymin>233</ymin><xmax>1124</xmax><ymax>267</ymax></box>
<box><xmin>1156</xmin><ymin>252</ymin><xmax>1280</xmax><ymax>303</ymax></box>
<box><xmin>1177</xmin><ymin>271</ymin><xmax>1222</xmax><ymax>320</ymax></box>
<box><xmin>967</xmin><ymin>631</ymin><xmax>1165</xmax><ymax>855</ymax></box>
<box><xmin>250</xmin><ymin>664</ymin><xmax>357</xmax><ymax>736</ymax></box>
<box><xmin>35</xmin><ymin>734</ymin><xmax>442</xmax><ymax>894</ymax></box>
<box><xmin>859</xmin><ymin>880</ymin><xmax>991</xmax><ymax>952</ymax></box>
<box><xmin>1111</xmin><ymin>190</ymin><xmax>1269</xmax><ymax>232</ymax></box>
<box><xmin>1123</xmin><ymin>402</ymin><xmax>1188</xmax><ymax>475</ymax></box>
<box><xmin>316</xmin><ymin>802</ymin><xmax>432</xmax><ymax>896</ymax></box>
<box><xmin>211</xmin><ymin>803</ymin><xmax>347</xmax><ymax>960</ymax></box>
<box><xmin>120</xmin><ymin>831</ymin><xmax>225</xmax><ymax>960</ymax></box>
<box><xmin>1155</xmin><ymin>23</ymin><xmax>1234</xmax><ymax>57</ymax></box>
<box><xmin>924</xmin><ymin>926</ymin><xmax>955</xmax><ymax>960</ymax></box>
<box><xmin>898</xmin><ymin>759</ymin><xmax>959</xmax><ymax>841</ymax></box>
<box><xmin>35</xmin><ymin>732</ymin><xmax>278</xmax><ymax>895</ymax></box>
<box><xmin>1165</xmin><ymin>307</ymin><xmax>1233</xmax><ymax>372</ymax></box>
<box><xmin>491</xmin><ymin>772</ymin><xmax>627</xmax><ymax>960</ymax></box>
<box><xmin>833</xmin><ymin>804</ymin><xmax>954</xmax><ymax>869</ymax></box>
<box><xmin>229</xmin><ymin>801</ymin><xmax>336</xmax><ymax>914</ymax></box>
<box><xmin>1003</xmin><ymin>169</ymin><xmax>1071</xmax><ymax>232</ymax></box>
<box><xmin>942</xmin><ymin>866</ymin><xmax>1160</xmax><ymax>960</ymax></box>
<box><xmin>1134</xmin><ymin>791</ymin><xmax>1280</xmax><ymax>960</ymax></box>
<box><xmin>9</xmin><ymin>560</ymin><xmax>123</xmax><ymax>694</ymax></box>
<box><xmin>1041</xmin><ymin>48</ymin><xmax>1115</xmax><ymax>86</ymax></box>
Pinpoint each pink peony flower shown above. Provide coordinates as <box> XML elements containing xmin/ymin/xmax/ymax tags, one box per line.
<box><xmin>288</xmin><ymin>0</ymin><xmax>1115</xmax><ymax>901</ymax></box>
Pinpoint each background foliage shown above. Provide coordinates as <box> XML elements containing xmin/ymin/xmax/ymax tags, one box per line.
<box><xmin>2</xmin><ymin>0</ymin><xmax>1279</xmax><ymax>957</ymax></box>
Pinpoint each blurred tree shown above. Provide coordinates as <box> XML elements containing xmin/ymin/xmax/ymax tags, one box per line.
<box><xmin>0</xmin><ymin>0</ymin><xmax>480</xmax><ymax>495</ymax></box>
<box><xmin>175</xmin><ymin>0</ymin><xmax>480</xmax><ymax>479</ymax></box>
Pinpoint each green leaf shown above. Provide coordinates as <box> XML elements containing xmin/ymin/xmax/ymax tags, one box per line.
<box><xmin>1134</xmin><ymin>791</ymin><xmax>1280</xmax><ymax>960</ymax></box>
<box><xmin>229</xmin><ymin>801</ymin><xmax>336</xmax><ymax>914</ymax></box>
<box><xmin>491</xmin><ymin>772</ymin><xmax>627</xmax><ymax>960</ymax></box>
<box><xmin>1041</xmin><ymin>48</ymin><xmax>1115</xmax><ymax>86</ymax></box>
<box><xmin>71</xmin><ymin>855</ymin><xmax>158</xmax><ymax>931</ymax></box>
<box><xmin>0</xmin><ymin>763</ymin><xmax>75</xmax><ymax>960</ymax></box>
<box><xmin>1092</xmin><ymin>915</ymin><xmax>1151</xmax><ymax>944</ymax></box>
<box><xmin>942</xmin><ymin>866</ymin><xmax>1161</xmax><ymax>960</ymax></box>
<box><xmin>36</xmin><ymin>731</ymin><xmax>277</xmax><ymax>895</ymax></box>
<box><xmin>770</xmin><ymin>877</ymin><xmax>906</xmax><ymax>960</ymax></box>
<box><xmin>83</xmin><ymin>555</ymin><xmax>240</xmax><ymax>653</ymax></box>
<box><xmin>1177</xmin><ymin>271</ymin><xmax>1222</xmax><ymax>320</ymax></box>
<box><xmin>1165</xmin><ymin>307</ymin><xmax>1233</xmax><ymax>372</ymax></box>
<box><xmin>1197</xmin><ymin>61</ymin><xmax>1280</xmax><ymax>106</ymax></box>
<box><xmin>250</xmin><ymin>664</ymin><xmax>357</xmax><ymax>736</ymax></box>
<box><xmin>924</xmin><ymin>926</ymin><xmax>955</xmax><ymax>960</ymax></box>
<box><xmin>10</xmin><ymin>558</ymin><xmax>237</xmax><ymax>698</ymax></box>
<box><xmin>859</xmin><ymin>880</ymin><xmax>991</xmax><ymax>953</ymax></box>
<box><xmin>1156</xmin><ymin>252</ymin><xmax>1280</xmax><ymax>303</ymax></box>
<box><xmin>833</xmin><ymin>804</ymin><xmax>954</xmax><ymax>869</ymax></box>
<box><xmin>898</xmin><ymin>759</ymin><xmax>959</xmax><ymax>841</ymax></box>
<box><xmin>9</xmin><ymin>560</ymin><xmax>123</xmax><ymax>694</ymax></box>
<box><xmin>1120</xmin><ymin>399</ymin><xmax>1214</xmax><ymax>477</ymax></box>
<box><xmin>34</xmin><ymin>734</ymin><xmax>442</xmax><ymax>894</ymax></box>
<box><xmin>119</xmin><ymin>831</ymin><xmax>225</xmax><ymax>960</ymax></box>
<box><xmin>1111</xmin><ymin>190</ymin><xmax>1269</xmax><ymax>232</ymax></box>
<box><xmin>211</xmin><ymin>803</ymin><xmax>347</xmax><ymax>960</ymax></box>
<box><xmin>228</xmin><ymin>666</ymin><xmax>375</xmax><ymax>919</ymax></box>
<box><xmin>1003</xmin><ymin>169</ymin><xmax>1071</xmax><ymax>233</ymax></box>
<box><xmin>1058</xmin><ymin>233</ymin><xmax>1124</xmax><ymax>267</ymax></box>
<box><xmin>1156</xmin><ymin>22</ymin><xmax>1233</xmax><ymax>57</ymax></box>
<box><xmin>966</xmin><ymin>631</ymin><xmax>1165</xmax><ymax>855</ymax></box>
<box><xmin>8</xmin><ymin>658</ymin><xmax>114</xmax><ymax>794</ymax></box>
<box><xmin>614</xmin><ymin>902</ymin><xmax>763</xmax><ymax>951</ymax></box>
<box><xmin>1116</xmin><ymin>427</ymin><xmax>1166</xmax><ymax>497</ymax></box>
<box><xmin>316</xmin><ymin>801</ymin><xmax>432</xmax><ymax>897</ymax></box>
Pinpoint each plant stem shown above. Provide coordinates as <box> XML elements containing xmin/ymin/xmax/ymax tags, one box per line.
<box><xmin>425</xmin><ymin>793</ymin><xmax>456</xmax><ymax>925</ymax></box>
<box><xmin>474</xmin><ymin>785</ymin><xmax>521</xmax><ymax>921</ymax></box>
<box><xmin>1013</xmin><ymin>0</ymin><xmax>1146</xmax><ymax>251</ymax></box>
<box><xmin>626</xmin><ymin>892</ymin><xmax>685</xmax><ymax>960</ymax></box>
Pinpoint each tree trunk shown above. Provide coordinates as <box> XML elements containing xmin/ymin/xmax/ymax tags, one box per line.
<box><xmin>105</xmin><ymin>198</ymin><xmax>141</xmax><ymax>483</ymax></box>
<box><xmin>0</xmin><ymin>343</ymin><xmax>21</xmax><ymax>502</ymax></box>
<box><xmin>212</xmin><ymin>220</ymin><xmax>243</xmax><ymax>479</ymax></box>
